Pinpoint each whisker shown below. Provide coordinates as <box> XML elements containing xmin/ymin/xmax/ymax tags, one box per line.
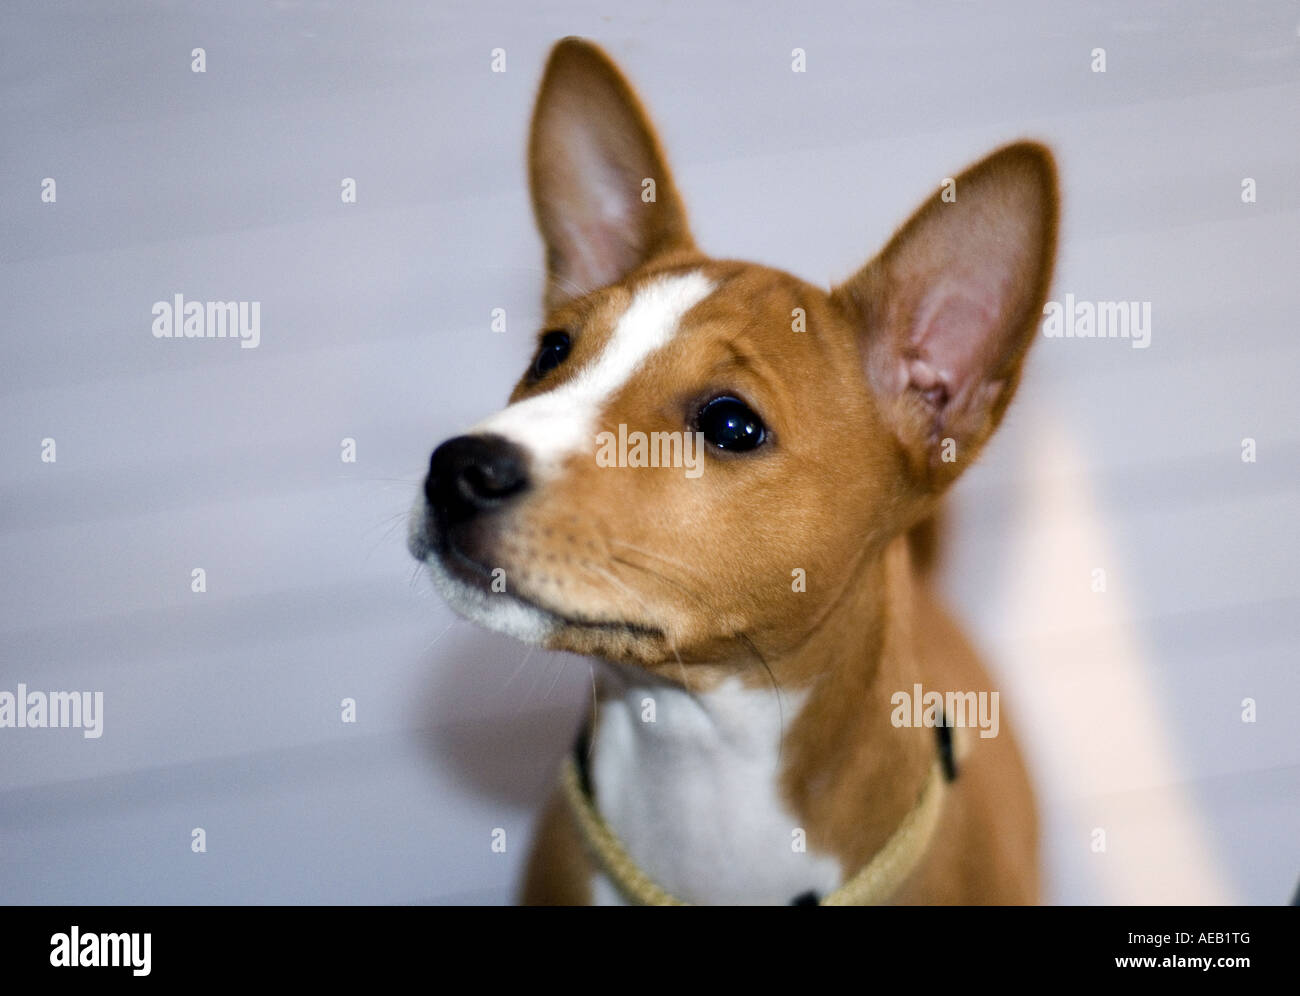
<box><xmin>519</xmin><ymin>654</ymin><xmax>550</xmax><ymax>715</ymax></box>
<box><xmin>503</xmin><ymin>645</ymin><xmax>535</xmax><ymax>691</ymax></box>
<box><xmin>423</xmin><ymin>616</ymin><xmax>459</xmax><ymax>655</ymax></box>
<box><xmin>586</xmin><ymin>559</ymin><xmax>690</xmax><ymax>687</ymax></box>
<box><xmin>607</xmin><ymin>540</ymin><xmax>708</xmax><ymax>584</ymax></box>
<box><xmin>738</xmin><ymin>630</ymin><xmax>786</xmax><ymax>766</ymax></box>
<box><xmin>587</xmin><ymin>662</ymin><xmax>599</xmax><ymax>763</ymax></box>
<box><xmin>607</xmin><ymin>553</ymin><xmax>711</xmax><ymax>685</ymax></box>
<box><xmin>605</xmin><ymin>545</ymin><xmax>778</xmax><ymax>723</ymax></box>
<box><xmin>608</xmin><ymin>548</ymin><xmax>787</xmax><ymax>751</ymax></box>
<box><xmin>347</xmin><ymin>476</ymin><xmax>423</xmax><ymax>485</ymax></box>
<box><xmin>362</xmin><ymin>506</ymin><xmax>421</xmax><ymax>571</ymax></box>
<box><xmin>608</xmin><ymin>554</ymin><xmax>709</xmax><ymax>612</ymax></box>
<box><xmin>542</xmin><ymin>654</ymin><xmax>569</xmax><ymax>701</ymax></box>
<box><xmin>484</xmin><ymin>262</ymin><xmax>589</xmax><ymax>304</ymax></box>
<box><xmin>369</xmin><ymin>514</ymin><xmax>412</xmax><ymax>554</ymax></box>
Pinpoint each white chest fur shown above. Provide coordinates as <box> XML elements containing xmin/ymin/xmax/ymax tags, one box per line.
<box><xmin>587</xmin><ymin>675</ymin><xmax>843</xmax><ymax>905</ymax></box>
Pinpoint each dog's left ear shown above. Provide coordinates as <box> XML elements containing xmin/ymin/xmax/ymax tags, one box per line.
<box><xmin>529</xmin><ymin>38</ymin><xmax>696</xmax><ymax>312</ymax></box>
<box><xmin>832</xmin><ymin>142</ymin><xmax>1058</xmax><ymax>493</ymax></box>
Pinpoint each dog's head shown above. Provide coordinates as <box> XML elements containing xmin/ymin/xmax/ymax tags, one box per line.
<box><xmin>410</xmin><ymin>38</ymin><xmax>1057</xmax><ymax>670</ymax></box>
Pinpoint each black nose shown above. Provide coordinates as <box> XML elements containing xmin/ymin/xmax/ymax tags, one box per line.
<box><xmin>425</xmin><ymin>434</ymin><xmax>529</xmax><ymax>527</ymax></box>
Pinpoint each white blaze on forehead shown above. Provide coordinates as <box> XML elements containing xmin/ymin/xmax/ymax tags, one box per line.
<box><xmin>471</xmin><ymin>271</ymin><xmax>714</xmax><ymax>475</ymax></box>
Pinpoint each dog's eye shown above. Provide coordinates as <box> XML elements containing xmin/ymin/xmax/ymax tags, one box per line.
<box><xmin>696</xmin><ymin>396</ymin><xmax>766</xmax><ymax>452</ymax></box>
<box><xmin>531</xmin><ymin>330</ymin><xmax>571</xmax><ymax>379</ymax></box>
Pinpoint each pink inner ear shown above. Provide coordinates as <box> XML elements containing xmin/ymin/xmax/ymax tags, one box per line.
<box><xmin>901</xmin><ymin>277</ymin><xmax>1005</xmax><ymax>414</ymax></box>
<box><xmin>549</xmin><ymin>127</ymin><xmax>645</xmax><ymax>294</ymax></box>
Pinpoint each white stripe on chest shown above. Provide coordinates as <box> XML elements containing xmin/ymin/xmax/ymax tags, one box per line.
<box><xmin>471</xmin><ymin>271</ymin><xmax>714</xmax><ymax>476</ymax></box>
<box><xmin>588</xmin><ymin>675</ymin><xmax>844</xmax><ymax>905</ymax></box>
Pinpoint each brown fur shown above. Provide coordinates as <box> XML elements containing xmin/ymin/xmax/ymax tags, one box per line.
<box><xmin>479</xmin><ymin>39</ymin><xmax>1058</xmax><ymax>904</ymax></box>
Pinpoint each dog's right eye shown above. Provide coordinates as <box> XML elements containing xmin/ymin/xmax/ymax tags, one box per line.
<box><xmin>696</xmin><ymin>395</ymin><xmax>767</xmax><ymax>452</ymax></box>
<box><xmin>531</xmin><ymin>330</ymin><xmax>571</xmax><ymax>379</ymax></box>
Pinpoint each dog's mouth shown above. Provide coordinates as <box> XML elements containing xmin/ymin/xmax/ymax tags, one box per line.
<box><xmin>431</xmin><ymin>528</ymin><xmax>664</xmax><ymax>640</ymax></box>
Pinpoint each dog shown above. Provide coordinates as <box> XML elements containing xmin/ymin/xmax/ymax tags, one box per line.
<box><xmin>409</xmin><ymin>37</ymin><xmax>1058</xmax><ymax>904</ymax></box>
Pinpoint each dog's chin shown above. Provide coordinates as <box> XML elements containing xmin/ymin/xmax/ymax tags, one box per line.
<box><xmin>412</xmin><ymin>528</ymin><xmax>670</xmax><ymax>662</ymax></box>
<box><xmin>420</xmin><ymin>549</ymin><xmax>560</xmax><ymax>646</ymax></box>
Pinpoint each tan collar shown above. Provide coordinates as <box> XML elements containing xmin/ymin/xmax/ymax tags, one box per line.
<box><xmin>560</xmin><ymin>743</ymin><xmax>950</xmax><ymax>906</ymax></box>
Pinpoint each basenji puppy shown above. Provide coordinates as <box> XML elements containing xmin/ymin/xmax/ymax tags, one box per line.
<box><xmin>409</xmin><ymin>37</ymin><xmax>1058</xmax><ymax>905</ymax></box>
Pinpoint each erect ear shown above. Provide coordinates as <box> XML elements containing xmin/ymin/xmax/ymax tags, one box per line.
<box><xmin>529</xmin><ymin>38</ymin><xmax>695</xmax><ymax>312</ymax></box>
<box><xmin>832</xmin><ymin>142</ymin><xmax>1058</xmax><ymax>493</ymax></box>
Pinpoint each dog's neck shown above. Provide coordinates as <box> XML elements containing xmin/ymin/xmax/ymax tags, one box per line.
<box><xmin>585</xmin><ymin>535</ymin><xmax>935</xmax><ymax>904</ymax></box>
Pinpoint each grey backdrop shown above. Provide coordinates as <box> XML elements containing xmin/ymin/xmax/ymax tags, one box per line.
<box><xmin>2</xmin><ymin>1</ymin><xmax>1297</xmax><ymax>904</ymax></box>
